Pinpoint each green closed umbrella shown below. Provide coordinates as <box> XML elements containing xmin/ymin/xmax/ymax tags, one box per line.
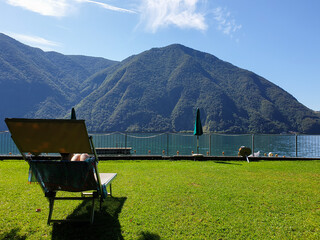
<box><xmin>71</xmin><ymin>108</ymin><xmax>77</xmax><ymax>120</ymax></box>
<box><xmin>193</xmin><ymin>108</ymin><xmax>203</xmax><ymax>154</ymax></box>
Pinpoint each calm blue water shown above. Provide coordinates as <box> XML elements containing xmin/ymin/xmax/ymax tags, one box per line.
<box><xmin>2</xmin><ymin>131</ymin><xmax>319</xmax><ymax>157</ymax></box>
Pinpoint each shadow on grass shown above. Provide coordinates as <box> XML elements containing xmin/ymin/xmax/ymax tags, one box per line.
<box><xmin>137</xmin><ymin>231</ymin><xmax>161</xmax><ymax>240</ymax></box>
<box><xmin>214</xmin><ymin>161</ymin><xmax>242</xmax><ymax>165</ymax></box>
<box><xmin>51</xmin><ymin>197</ymin><xmax>126</xmax><ymax>240</ymax></box>
<box><xmin>0</xmin><ymin>228</ymin><xmax>27</xmax><ymax>240</ymax></box>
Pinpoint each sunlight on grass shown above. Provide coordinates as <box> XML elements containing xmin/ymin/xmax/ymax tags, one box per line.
<box><xmin>0</xmin><ymin>160</ymin><xmax>319</xmax><ymax>239</ymax></box>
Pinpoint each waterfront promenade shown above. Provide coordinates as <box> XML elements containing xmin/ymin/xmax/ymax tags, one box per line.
<box><xmin>1</xmin><ymin>131</ymin><xmax>320</xmax><ymax>159</ymax></box>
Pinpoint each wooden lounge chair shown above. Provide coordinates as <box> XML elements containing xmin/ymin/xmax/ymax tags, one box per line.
<box><xmin>5</xmin><ymin>118</ymin><xmax>117</xmax><ymax>225</ymax></box>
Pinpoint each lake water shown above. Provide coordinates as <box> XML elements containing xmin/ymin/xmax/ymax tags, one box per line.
<box><xmin>2</xmin><ymin>131</ymin><xmax>319</xmax><ymax>158</ymax></box>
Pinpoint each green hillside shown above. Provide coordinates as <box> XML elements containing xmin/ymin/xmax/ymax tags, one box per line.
<box><xmin>1</xmin><ymin>33</ymin><xmax>320</xmax><ymax>133</ymax></box>
<box><xmin>75</xmin><ymin>44</ymin><xmax>320</xmax><ymax>133</ymax></box>
<box><xmin>0</xmin><ymin>33</ymin><xmax>117</xmax><ymax>129</ymax></box>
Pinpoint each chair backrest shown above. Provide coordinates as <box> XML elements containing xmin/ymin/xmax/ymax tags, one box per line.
<box><xmin>29</xmin><ymin>159</ymin><xmax>98</xmax><ymax>192</ymax></box>
<box><xmin>5</xmin><ymin>118</ymin><xmax>93</xmax><ymax>155</ymax></box>
<box><xmin>5</xmin><ymin>118</ymin><xmax>103</xmax><ymax>195</ymax></box>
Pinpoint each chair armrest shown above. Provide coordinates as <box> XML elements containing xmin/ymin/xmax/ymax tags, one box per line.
<box><xmin>99</xmin><ymin>173</ymin><xmax>117</xmax><ymax>186</ymax></box>
<box><xmin>99</xmin><ymin>173</ymin><xmax>117</xmax><ymax>198</ymax></box>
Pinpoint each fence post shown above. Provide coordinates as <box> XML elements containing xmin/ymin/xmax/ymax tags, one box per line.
<box><xmin>252</xmin><ymin>134</ymin><xmax>255</xmax><ymax>155</ymax></box>
<box><xmin>295</xmin><ymin>134</ymin><xmax>298</xmax><ymax>157</ymax></box>
<box><xmin>167</xmin><ymin>133</ymin><xmax>169</xmax><ymax>156</ymax></box>
<box><xmin>209</xmin><ymin>133</ymin><xmax>211</xmax><ymax>156</ymax></box>
<box><xmin>125</xmin><ymin>132</ymin><xmax>127</xmax><ymax>151</ymax></box>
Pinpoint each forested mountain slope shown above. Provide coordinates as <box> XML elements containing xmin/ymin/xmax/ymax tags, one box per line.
<box><xmin>1</xmin><ymin>33</ymin><xmax>319</xmax><ymax>133</ymax></box>
<box><xmin>0</xmin><ymin>33</ymin><xmax>117</xmax><ymax>129</ymax></box>
<box><xmin>75</xmin><ymin>44</ymin><xmax>320</xmax><ymax>133</ymax></box>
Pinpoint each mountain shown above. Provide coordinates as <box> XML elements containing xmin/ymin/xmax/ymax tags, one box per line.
<box><xmin>75</xmin><ymin>44</ymin><xmax>320</xmax><ymax>133</ymax></box>
<box><xmin>1</xmin><ymin>33</ymin><xmax>320</xmax><ymax>133</ymax></box>
<box><xmin>0</xmin><ymin>33</ymin><xmax>117</xmax><ymax>129</ymax></box>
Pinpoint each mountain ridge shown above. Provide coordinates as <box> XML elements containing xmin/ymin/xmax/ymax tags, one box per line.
<box><xmin>74</xmin><ymin>44</ymin><xmax>320</xmax><ymax>133</ymax></box>
<box><xmin>0</xmin><ymin>33</ymin><xmax>117</xmax><ymax>129</ymax></box>
<box><xmin>1</xmin><ymin>33</ymin><xmax>320</xmax><ymax>133</ymax></box>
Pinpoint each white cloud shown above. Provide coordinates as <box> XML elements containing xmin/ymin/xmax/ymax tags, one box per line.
<box><xmin>7</xmin><ymin>33</ymin><xmax>60</xmax><ymax>51</ymax></box>
<box><xmin>79</xmin><ymin>0</ymin><xmax>136</xmax><ymax>14</ymax></box>
<box><xmin>6</xmin><ymin>0</ymin><xmax>135</xmax><ymax>17</ymax></box>
<box><xmin>213</xmin><ymin>7</ymin><xmax>242</xmax><ymax>36</ymax></box>
<box><xmin>139</xmin><ymin>0</ymin><xmax>207</xmax><ymax>32</ymax></box>
<box><xmin>6</xmin><ymin>0</ymin><xmax>70</xmax><ymax>17</ymax></box>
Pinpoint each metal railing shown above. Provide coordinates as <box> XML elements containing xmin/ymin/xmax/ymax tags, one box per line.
<box><xmin>1</xmin><ymin>131</ymin><xmax>320</xmax><ymax>158</ymax></box>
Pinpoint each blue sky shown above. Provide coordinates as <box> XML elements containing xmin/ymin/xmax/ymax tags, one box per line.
<box><xmin>1</xmin><ymin>0</ymin><xmax>319</xmax><ymax>110</ymax></box>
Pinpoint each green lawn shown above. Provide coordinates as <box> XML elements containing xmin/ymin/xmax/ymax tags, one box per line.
<box><xmin>0</xmin><ymin>160</ymin><xmax>319</xmax><ymax>239</ymax></box>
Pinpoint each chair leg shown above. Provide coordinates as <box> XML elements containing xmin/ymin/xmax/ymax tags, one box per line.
<box><xmin>47</xmin><ymin>198</ymin><xmax>55</xmax><ymax>225</ymax></box>
<box><xmin>90</xmin><ymin>197</ymin><xmax>95</xmax><ymax>224</ymax></box>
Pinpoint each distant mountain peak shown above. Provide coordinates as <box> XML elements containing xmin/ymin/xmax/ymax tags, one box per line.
<box><xmin>74</xmin><ymin>44</ymin><xmax>320</xmax><ymax>133</ymax></box>
<box><xmin>1</xmin><ymin>33</ymin><xmax>320</xmax><ymax>133</ymax></box>
<box><xmin>0</xmin><ymin>33</ymin><xmax>117</xmax><ymax>130</ymax></box>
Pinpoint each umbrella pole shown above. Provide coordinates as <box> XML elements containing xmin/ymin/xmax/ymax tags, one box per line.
<box><xmin>197</xmin><ymin>136</ymin><xmax>199</xmax><ymax>154</ymax></box>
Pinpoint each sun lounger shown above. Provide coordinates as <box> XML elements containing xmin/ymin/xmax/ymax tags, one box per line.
<box><xmin>5</xmin><ymin>118</ymin><xmax>117</xmax><ymax>224</ymax></box>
